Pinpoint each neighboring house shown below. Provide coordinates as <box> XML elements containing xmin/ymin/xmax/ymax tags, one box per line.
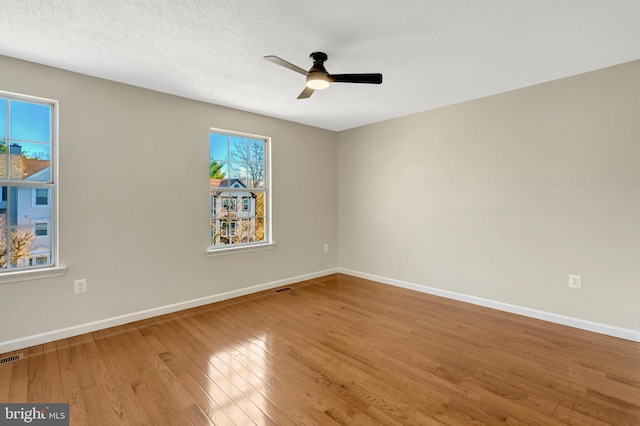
<box><xmin>210</xmin><ymin>178</ymin><xmax>258</xmax><ymax>245</ymax></box>
<box><xmin>18</xmin><ymin>166</ymin><xmax>52</xmax><ymax>266</ymax></box>
<box><xmin>0</xmin><ymin>144</ymin><xmax>52</xmax><ymax>267</ymax></box>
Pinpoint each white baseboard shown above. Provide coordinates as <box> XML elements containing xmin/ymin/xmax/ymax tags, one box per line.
<box><xmin>0</xmin><ymin>268</ymin><xmax>338</xmax><ymax>353</ymax></box>
<box><xmin>338</xmin><ymin>268</ymin><xmax>640</xmax><ymax>343</ymax></box>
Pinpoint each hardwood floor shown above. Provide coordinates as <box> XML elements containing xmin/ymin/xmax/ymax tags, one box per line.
<box><xmin>1</xmin><ymin>273</ymin><xmax>639</xmax><ymax>425</ymax></box>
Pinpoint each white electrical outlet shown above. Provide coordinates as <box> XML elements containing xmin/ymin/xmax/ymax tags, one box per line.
<box><xmin>568</xmin><ymin>274</ymin><xmax>581</xmax><ymax>289</ymax></box>
<box><xmin>74</xmin><ymin>279</ymin><xmax>87</xmax><ymax>294</ymax></box>
<box><xmin>324</xmin><ymin>244</ymin><xmax>329</xmax><ymax>253</ymax></box>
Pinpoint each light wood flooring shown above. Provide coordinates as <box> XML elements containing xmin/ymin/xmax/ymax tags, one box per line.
<box><xmin>1</xmin><ymin>273</ymin><xmax>639</xmax><ymax>425</ymax></box>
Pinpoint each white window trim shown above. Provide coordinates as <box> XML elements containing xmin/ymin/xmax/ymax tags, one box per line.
<box><xmin>0</xmin><ymin>90</ymin><xmax>64</xmax><ymax>283</ymax></box>
<box><xmin>207</xmin><ymin>242</ymin><xmax>276</xmax><ymax>257</ymax></box>
<box><xmin>208</xmin><ymin>128</ymin><xmax>272</xmax><ymax>255</ymax></box>
<box><xmin>0</xmin><ymin>266</ymin><xmax>66</xmax><ymax>284</ymax></box>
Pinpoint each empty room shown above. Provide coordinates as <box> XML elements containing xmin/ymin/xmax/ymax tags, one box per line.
<box><xmin>1</xmin><ymin>2</ymin><xmax>639</xmax><ymax>425</ymax></box>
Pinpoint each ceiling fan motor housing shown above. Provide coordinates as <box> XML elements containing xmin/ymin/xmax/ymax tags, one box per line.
<box><xmin>309</xmin><ymin>52</ymin><xmax>329</xmax><ymax>73</ymax></box>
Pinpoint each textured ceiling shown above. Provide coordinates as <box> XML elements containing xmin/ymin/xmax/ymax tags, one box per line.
<box><xmin>1</xmin><ymin>1</ymin><xmax>639</xmax><ymax>131</ymax></box>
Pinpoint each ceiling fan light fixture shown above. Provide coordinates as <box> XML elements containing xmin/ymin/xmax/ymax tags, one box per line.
<box><xmin>265</xmin><ymin>52</ymin><xmax>382</xmax><ymax>99</ymax></box>
<box><xmin>306</xmin><ymin>73</ymin><xmax>330</xmax><ymax>90</ymax></box>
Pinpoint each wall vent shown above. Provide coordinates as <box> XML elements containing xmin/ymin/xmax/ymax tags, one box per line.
<box><xmin>0</xmin><ymin>353</ymin><xmax>23</xmax><ymax>365</ymax></box>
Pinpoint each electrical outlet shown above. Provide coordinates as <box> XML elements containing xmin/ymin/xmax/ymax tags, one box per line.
<box><xmin>324</xmin><ymin>244</ymin><xmax>329</xmax><ymax>253</ymax></box>
<box><xmin>74</xmin><ymin>279</ymin><xmax>87</xmax><ymax>294</ymax></box>
<box><xmin>568</xmin><ymin>274</ymin><xmax>581</xmax><ymax>289</ymax></box>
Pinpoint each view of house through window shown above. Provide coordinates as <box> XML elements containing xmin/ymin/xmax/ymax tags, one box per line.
<box><xmin>209</xmin><ymin>130</ymin><xmax>269</xmax><ymax>249</ymax></box>
<box><xmin>0</xmin><ymin>92</ymin><xmax>56</xmax><ymax>270</ymax></box>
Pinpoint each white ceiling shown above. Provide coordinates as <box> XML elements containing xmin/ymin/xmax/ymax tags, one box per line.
<box><xmin>1</xmin><ymin>1</ymin><xmax>639</xmax><ymax>131</ymax></box>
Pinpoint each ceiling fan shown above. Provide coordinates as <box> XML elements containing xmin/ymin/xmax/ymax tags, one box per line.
<box><xmin>264</xmin><ymin>52</ymin><xmax>383</xmax><ymax>99</ymax></box>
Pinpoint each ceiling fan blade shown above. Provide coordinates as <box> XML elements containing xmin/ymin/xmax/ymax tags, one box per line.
<box><xmin>330</xmin><ymin>73</ymin><xmax>383</xmax><ymax>84</ymax></box>
<box><xmin>264</xmin><ymin>55</ymin><xmax>309</xmax><ymax>76</ymax></box>
<box><xmin>297</xmin><ymin>86</ymin><xmax>315</xmax><ymax>99</ymax></box>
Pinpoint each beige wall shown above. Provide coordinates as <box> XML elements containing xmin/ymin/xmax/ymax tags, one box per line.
<box><xmin>0</xmin><ymin>55</ymin><xmax>338</xmax><ymax>344</ymax></box>
<box><xmin>338</xmin><ymin>60</ymin><xmax>640</xmax><ymax>332</ymax></box>
<box><xmin>2</xmin><ymin>54</ymin><xmax>638</xmax><ymax>346</ymax></box>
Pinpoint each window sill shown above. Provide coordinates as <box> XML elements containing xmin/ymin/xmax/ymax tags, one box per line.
<box><xmin>207</xmin><ymin>242</ymin><xmax>276</xmax><ymax>257</ymax></box>
<box><xmin>0</xmin><ymin>266</ymin><xmax>67</xmax><ymax>285</ymax></box>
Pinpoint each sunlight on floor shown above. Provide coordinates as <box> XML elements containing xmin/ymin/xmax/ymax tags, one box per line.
<box><xmin>206</xmin><ymin>333</ymin><xmax>271</xmax><ymax>423</ymax></box>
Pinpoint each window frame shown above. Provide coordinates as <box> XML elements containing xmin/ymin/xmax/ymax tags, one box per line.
<box><xmin>0</xmin><ymin>90</ymin><xmax>65</xmax><ymax>283</ymax></box>
<box><xmin>208</xmin><ymin>128</ymin><xmax>274</xmax><ymax>255</ymax></box>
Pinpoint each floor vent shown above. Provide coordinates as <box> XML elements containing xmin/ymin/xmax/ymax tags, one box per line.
<box><xmin>275</xmin><ymin>287</ymin><xmax>291</xmax><ymax>293</ymax></box>
<box><xmin>0</xmin><ymin>353</ymin><xmax>23</xmax><ymax>365</ymax></box>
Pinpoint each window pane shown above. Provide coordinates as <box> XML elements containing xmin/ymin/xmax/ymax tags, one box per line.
<box><xmin>251</xmin><ymin>219</ymin><xmax>259</xmax><ymax>242</ymax></box>
<box><xmin>248</xmin><ymin>163</ymin><xmax>265</xmax><ymax>188</ymax></box>
<box><xmin>225</xmin><ymin>137</ymin><xmax>265</xmax><ymax>189</ymax></box>
<box><xmin>209</xmin><ymin>133</ymin><xmax>229</xmax><ymax>161</ymax></box>
<box><xmin>218</xmin><ymin>219</ymin><xmax>231</xmax><ymax>245</ymax></box>
<box><xmin>247</xmin><ymin>140</ymin><xmax>265</xmax><ymax>188</ymax></box>
<box><xmin>254</xmin><ymin>192</ymin><xmax>265</xmax><ymax>217</ymax></box>
<box><xmin>0</xmin><ymin>187</ymin><xmax>17</xmax><ymax>225</ymax></box>
<box><xmin>230</xmin><ymin>137</ymin><xmax>247</xmax><ymax>163</ymax></box>
<box><xmin>7</xmin><ymin>142</ymin><xmax>51</xmax><ymax>181</ymax></box>
<box><xmin>254</xmin><ymin>192</ymin><xmax>265</xmax><ymax>242</ymax></box>
<box><xmin>209</xmin><ymin>158</ymin><xmax>227</xmax><ymax>180</ymax></box>
<box><xmin>230</xmin><ymin>139</ymin><xmax>248</xmax><ymax>187</ymax></box>
<box><xmin>228</xmin><ymin>163</ymin><xmax>246</xmax><ymax>184</ymax></box>
<box><xmin>9</xmin><ymin>101</ymin><xmax>51</xmax><ymax>142</ymax></box>
<box><xmin>0</xmin><ymin>147</ymin><xmax>6</xmax><ymax>180</ymax></box>
<box><xmin>255</xmin><ymin>218</ymin><xmax>265</xmax><ymax>242</ymax></box>
<box><xmin>211</xmin><ymin>162</ymin><xmax>230</xmax><ymax>188</ymax></box>
<box><xmin>0</xmin><ymin>99</ymin><xmax>6</xmax><ymax>138</ymax></box>
<box><xmin>248</xmin><ymin>139</ymin><xmax>264</xmax><ymax>162</ymax></box>
<box><xmin>236</xmin><ymin>219</ymin><xmax>250</xmax><ymax>243</ymax></box>
<box><xmin>0</xmin><ymin>226</ymin><xmax>37</xmax><ymax>269</ymax></box>
<box><xmin>0</xmin><ymin>185</ymin><xmax>52</xmax><ymax>270</ymax></box>
<box><xmin>20</xmin><ymin>224</ymin><xmax>52</xmax><ymax>267</ymax></box>
<box><xmin>14</xmin><ymin>141</ymin><xmax>51</xmax><ymax>161</ymax></box>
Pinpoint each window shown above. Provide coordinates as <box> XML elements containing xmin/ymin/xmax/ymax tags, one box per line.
<box><xmin>222</xmin><ymin>197</ymin><xmax>236</xmax><ymax>211</ymax></box>
<box><xmin>35</xmin><ymin>222</ymin><xmax>48</xmax><ymax>236</ymax></box>
<box><xmin>221</xmin><ymin>220</ymin><xmax>237</xmax><ymax>237</ymax></box>
<box><xmin>0</xmin><ymin>92</ymin><xmax>57</xmax><ymax>272</ymax></box>
<box><xmin>34</xmin><ymin>188</ymin><xmax>49</xmax><ymax>206</ymax></box>
<box><xmin>209</xmin><ymin>129</ymin><xmax>270</xmax><ymax>250</ymax></box>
